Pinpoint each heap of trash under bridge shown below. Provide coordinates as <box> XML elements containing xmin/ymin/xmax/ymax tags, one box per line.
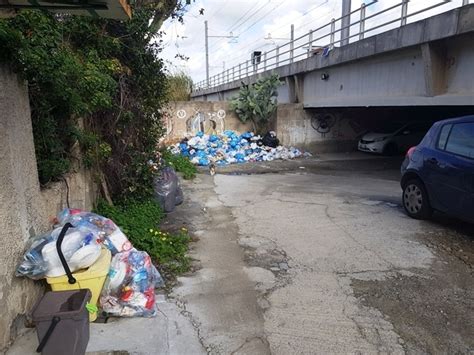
<box><xmin>170</xmin><ymin>130</ymin><xmax>309</xmax><ymax>166</ymax></box>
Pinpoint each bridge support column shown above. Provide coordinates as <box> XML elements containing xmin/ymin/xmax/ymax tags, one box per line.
<box><xmin>286</xmin><ymin>74</ymin><xmax>305</xmax><ymax>103</ymax></box>
<box><xmin>421</xmin><ymin>42</ymin><xmax>447</xmax><ymax>97</ymax></box>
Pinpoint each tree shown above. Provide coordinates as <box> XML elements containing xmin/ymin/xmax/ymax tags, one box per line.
<box><xmin>0</xmin><ymin>1</ymin><xmax>193</xmax><ymax>201</ymax></box>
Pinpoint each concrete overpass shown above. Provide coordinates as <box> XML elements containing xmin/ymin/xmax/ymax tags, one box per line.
<box><xmin>192</xmin><ymin>3</ymin><xmax>474</xmax><ymax>109</ymax></box>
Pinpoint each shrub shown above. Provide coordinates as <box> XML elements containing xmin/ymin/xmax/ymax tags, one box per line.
<box><xmin>166</xmin><ymin>70</ymin><xmax>193</xmax><ymax>101</ymax></box>
<box><xmin>230</xmin><ymin>74</ymin><xmax>281</xmax><ymax>134</ymax></box>
<box><xmin>162</xmin><ymin>150</ymin><xmax>197</xmax><ymax>180</ymax></box>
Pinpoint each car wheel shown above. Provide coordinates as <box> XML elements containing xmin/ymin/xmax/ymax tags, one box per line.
<box><xmin>384</xmin><ymin>143</ymin><xmax>398</xmax><ymax>156</ymax></box>
<box><xmin>402</xmin><ymin>179</ymin><xmax>433</xmax><ymax>219</ymax></box>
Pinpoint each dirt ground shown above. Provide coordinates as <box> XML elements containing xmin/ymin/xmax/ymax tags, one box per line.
<box><xmin>352</xmin><ymin>218</ymin><xmax>473</xmax><ymax>354</ymax></box>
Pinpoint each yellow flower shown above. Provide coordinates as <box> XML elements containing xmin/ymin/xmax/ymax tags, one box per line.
<box><xmin>181</xmin><ymin>227</ymin><xmax>187</xmax><ymax>232</ymax></box>
<box><xmin>149</xmin><ymin>229</ymin><xmax>153</xmax><ymax>233</ymax></box>
<box><xmin>163</xmin><ymin>237</ymin><xmax>167</xmax><ymax>241</ymax></box>
<box><xmin>154</xmin><ymin>231</ymin><xmax>159</xmax><ymax>235</ymax></box>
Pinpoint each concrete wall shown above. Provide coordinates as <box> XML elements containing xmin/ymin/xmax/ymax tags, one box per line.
<box><xmin>275</xmin><ymin>104</ymin><xmax>367</xmax><ymax>153</ymax></box>
<box><xmin>163</xmin><ymin>101</ymin><xmax>253</xmax><ymax>143</ymax></box>
<box><xmin>0</xmin><ymin>66</ymin><xmax>97</xmax><ymax>351</ymax></box>
<box><xmin>165</xmin><ymin>101</ymin><xmax>364</xmax><ymax>153</ymax></box>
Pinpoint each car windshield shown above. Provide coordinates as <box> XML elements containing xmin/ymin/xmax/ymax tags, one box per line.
<box><xmin>373</xmin><ymin>122</ymin><xmax>405</xmax><ymax>134</ymax></box>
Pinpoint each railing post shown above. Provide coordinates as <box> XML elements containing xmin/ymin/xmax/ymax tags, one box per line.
<box><xmin>232</xmin><ymin>66</ymin><xmax>235</xmax><ymax>81</ymax></box>
<box><xmin>276</xmin><ymin>46</ymin><xmax>280</xmax><ymax>67</ymax></box>
<box><xmin>246</xmin><ymin>60</ymin><xmax>249</xmax><ymax>77</ymax></box>
<box><xmin>401</xmin><ymin>0</ymin><xmax>409</xmax><ymax>26</ymax></box>
<box><xmin>359</xmin><ymin>3</ymin><xmax>366</xmax><ymax>40</ymax></box>
<box><xmin>290</xmin><ymin>24</ymin><xmax>294</xmax><ymax>64</ymax></box>
<box><xmin>263</xmin><ymin>52</ymin><xmax>267</xmax><ymax>71</ymax></box>
<box><xmin>239</xmin><ymin>63</ymin><xmax>242</xmax><ymax>79</ymax></box>
<box><xmin>463</xmin><ymin>0</ymin><xmax>469</xmax><ymax>5</ymax></box>
<box><xmin>308</xmin><ymin>30</ymin><xmax>313</xmax><ymax>58</ymax></box>
<box><xmin>330</xmin><ymin>18</ymin><xmax>336</xmax><ymax>47</ymax></box>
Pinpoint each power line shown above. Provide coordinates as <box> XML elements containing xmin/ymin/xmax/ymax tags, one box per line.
<box><xmin>205</xmin><ymin>0</ymin><xmax>333</xmax><ymax>77</ymax></box>
<box><xmin>228</xmin><ymin>0</ymin><xmax>271</xmax><ymax>33</ymax></box>
<box><xmin>234</xmin><ymin>0</ymin><xmax>287</xmax><ymax>38</ymax></box>
<box><xmin>225</xmin><ymin>4</ymin><xmax>254</xmax><ymax>32</ymax></box>
<box><xmin>209</xmin><ymin>2</ymin><xmax>333</xmax><ymax>72</ymax></box>
<box><xmin>207</xmin><ymin>0</ymin><xmax>231</xmax><ymax>20</ymax></box>
<box><xmin>208</xmin><ymin>0</ymin><xmax>273</xmax><ymax>51</ymax></box>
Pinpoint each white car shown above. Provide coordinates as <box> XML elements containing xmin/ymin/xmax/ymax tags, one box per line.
<box><xmin>358</xmin><ymin>122</ymin><xmax>432</xmax><ymax>155</ymax></box>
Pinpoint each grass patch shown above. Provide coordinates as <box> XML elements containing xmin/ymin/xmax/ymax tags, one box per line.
<box><xmin>95</xmin><ymin>198</ymin><xmax>191</xmax><ymax>277</ymax></box>
<box><xmin>162</xmin><ymin>150</ymin><xmax>197</xmax><ymax>180</ymax></box>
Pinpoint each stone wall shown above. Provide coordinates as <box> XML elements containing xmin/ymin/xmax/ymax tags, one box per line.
<box><xmin>0</xmin><ymin>65</ymin><xmax>97</xmax><ymax>351</ymax></box>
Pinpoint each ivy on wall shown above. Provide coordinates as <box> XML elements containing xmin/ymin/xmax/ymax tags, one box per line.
<box><xmin>0</xmin><ymin>4</ymin><xmax>185</xmax><ymax>200</ymax></box>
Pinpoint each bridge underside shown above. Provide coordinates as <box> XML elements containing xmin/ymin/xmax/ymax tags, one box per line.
<box><xmin>192</xmin><ymin>6</ymin><xmax>474</xmax><ymax>109</ymax></box>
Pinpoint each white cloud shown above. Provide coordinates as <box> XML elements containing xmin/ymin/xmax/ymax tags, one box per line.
<box><xmin>157</xmin><ymin>0</ymin><xmax>464</xmax><ymax>85</ymax></box>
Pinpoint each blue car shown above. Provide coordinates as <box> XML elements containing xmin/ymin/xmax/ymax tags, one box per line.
<box><xmin>400</xmin><ymin>115</ymin><xmax>474</xmax><ymax>223</ymax></box>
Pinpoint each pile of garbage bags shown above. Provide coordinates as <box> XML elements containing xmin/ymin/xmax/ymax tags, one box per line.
<box><xmin>170</xmin><ymin>130</ymin><xmax>306</xmax><ymax>166</ymax></box>
<box><xmin>16</xmin><ymin>208</ymin><xmax>165</xmax><ymax>318</ymax></box>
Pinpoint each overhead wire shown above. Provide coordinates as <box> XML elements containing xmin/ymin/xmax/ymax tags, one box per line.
<box><xmin>227</xmin><ymin>0</ymin><xmax>272</xmax><ymax>33</ymax></box>
<box><xmin>208</xmin><ymin>0</ymin><xmax>273</xmax><ymax>51</ymax></box>
<box><xmin>215</xmin><ymin>1</ymin><xmax>333</xmax><ymax>66</ymax></box>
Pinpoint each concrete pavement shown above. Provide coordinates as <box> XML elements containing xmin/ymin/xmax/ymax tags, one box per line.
<box><xmin>6</xmin><ymin>155</ymin><xmax>473</xmax><ymax>354</ymax></box>
<box><xmin>173</xmin><ymin>156</ymin><xmax>472</xmax><ymax>354</ymax></box>
<box><xmin>6</xmin><ymin>294</ymin><xmax>205</xmax><ymax>355</ymax></box>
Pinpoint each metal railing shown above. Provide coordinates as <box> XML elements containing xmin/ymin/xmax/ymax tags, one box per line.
<box><xmin>193</xmin><ymin>0</ymin><xmax>469</xmax><ymax>92</ymax></box>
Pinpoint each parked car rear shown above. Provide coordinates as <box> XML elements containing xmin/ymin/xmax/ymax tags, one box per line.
<box><xmin>400</xmin><ymin>115</ymin><xmax>474</xmax><ymax>223</ymax></box>
<box><xmin>358</xmin><ymin>121</ymin><xmax>431</xmax><ymax>155</ymax></box>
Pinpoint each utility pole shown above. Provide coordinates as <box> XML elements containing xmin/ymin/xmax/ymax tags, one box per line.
<box><xmin>290</xmin><ymin>24</ymin><xmax>294</xmax><ymax>63</ymax></box>
<box><xmin>204</xmin><ymin>22</ymin><xmax>237</xmax><ymax>87</ymax></box>
<box><xmin>341</xmin><ymin>0</ymin><xmax>351</xmax><ymax>46</ymax></box>
<box><xmin>205</xmin><ymin>20</ymin><xmax>209</xmax><ymax>87</ymax></box>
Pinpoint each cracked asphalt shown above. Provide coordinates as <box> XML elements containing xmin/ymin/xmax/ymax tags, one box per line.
<box><xmin>170</xmin><ymin>154</ymin><xmax>473</xmax><ymax>354</ymax></box>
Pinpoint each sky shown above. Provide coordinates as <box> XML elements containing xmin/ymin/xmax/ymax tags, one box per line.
<box><xmin>157</xmin><ymin>0</ymin><xmax>463</xmax><ymax>84</ymax></box>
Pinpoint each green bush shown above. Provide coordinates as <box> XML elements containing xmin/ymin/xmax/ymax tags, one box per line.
<box><xmin>95</xmin><ymin>199</ymin><xmax>191</xmax><ymax>277</ymax></box>
<box><xmin>162</xmin><ymin>150</ymin><xmax>197</xmax><ymax>180</ymax></box>
<box><xmin>0</xmin><ymin>9</ymin><xmax>176</xmax><ymax>194</ymax></box>
<box><xmin>166</xmin><ymin>70</ymin><xmax>193</xmax><ymax>101</ymax></box>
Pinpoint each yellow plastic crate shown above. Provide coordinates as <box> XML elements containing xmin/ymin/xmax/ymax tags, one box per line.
<box><xmin>46</xmin><ymin>248</ymin><xmax>111</xmax><ymax>321</ymax></box>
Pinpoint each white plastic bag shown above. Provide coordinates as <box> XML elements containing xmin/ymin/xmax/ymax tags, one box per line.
<box><xmin>16</xmin><ymin>225</ymin><xmax>101</xmax><ymax>280</ymax></box>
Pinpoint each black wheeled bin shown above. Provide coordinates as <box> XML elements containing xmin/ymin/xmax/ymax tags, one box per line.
<box><xmin>32</xmin><ymin>289</ymin><xmax>91</xmax><ymax>355</ymax></box>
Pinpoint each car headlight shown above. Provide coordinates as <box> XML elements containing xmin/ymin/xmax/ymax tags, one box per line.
<box><xmin>373</xmin><ymin>136</ymin><xmax>387</xmax><ymax>142</ymax></box>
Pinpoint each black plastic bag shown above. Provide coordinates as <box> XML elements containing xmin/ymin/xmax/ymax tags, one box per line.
<box><xmin>262</xmin><ymin>131</ymin><xmax>280</xmax><ymax>148</ymax></box>
<box><xmin>153</xmin><ymin>167</ymin><xmax>183</xmax><ymax>212</ymax></box>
